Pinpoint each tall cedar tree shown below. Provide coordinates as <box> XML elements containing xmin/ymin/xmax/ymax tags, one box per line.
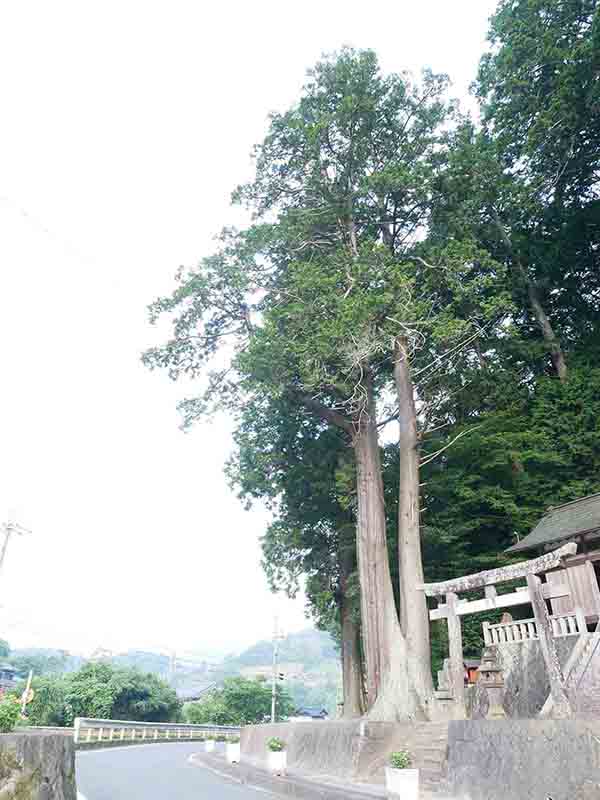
<box><xmin>145</xmin><ymin>50</ymin><xmax>511</xmax><ymax>718</ymax></box>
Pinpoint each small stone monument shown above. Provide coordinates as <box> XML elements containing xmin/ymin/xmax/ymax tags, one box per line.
<box><xmin>479</xmin><ymin>646</ymin><xmax>506</xmax><ymax>719</ymax></box>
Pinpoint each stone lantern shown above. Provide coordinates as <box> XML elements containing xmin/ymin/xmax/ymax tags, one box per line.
<box><xmin>479</xmin><ymin>646</ymin><xmax>506</xmax><ymax>719</ymax></box>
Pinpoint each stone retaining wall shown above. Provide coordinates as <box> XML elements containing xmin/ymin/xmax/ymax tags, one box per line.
<box><xmin>243</xmin><ymin>719</ymin><xmax>600</xmax><ymax>799</ymax></box>
<box><xmin>447</xmin><ymin>719</ymin><xmax>600</xmax><ymax>800</ymax></box>
<box><xmin>0</xmin><ymin>731</ymin><xmax>77</xmax><ymax>799</ymax></box>
<box><xmin>469</xmin><ymin>637</ymin><xmax>578</xmax><ymax>718</ymax></box>
<box><xmin>241</xmin><ymin>720</ymin><xmax>363</xmax><ymax>779</ymax></box>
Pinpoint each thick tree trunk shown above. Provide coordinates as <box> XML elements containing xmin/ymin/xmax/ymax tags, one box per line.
<box><xmin>340</xmin><ymin>603</ymin><xmax>365</xmax><ymax>718</ymax></box>
<box><xmin>353</xmin><ymin>374</ymin><xmax>423</xmax><ymax>720</ymax></box>
<box><xmin>393</xmin><ymin>338</ymin><xmax>434</xmax><ymax>711</ymax></box>
<box><xmin>339</xmin><ymin>539</ymin><xmax>365</xmax><ymax>718</ymax></box>
<box><xmin>493</xmin><ymin>212</ymin><xmax>567</xmax><ymax>381</ymax></box>
<box><xmin>524</xmin><ymin>277</ymin><xmax>568</xmax><ymax>381</ymax></box>
<box><xmin>297</xmin><ymin>376</ymin><xmax>424</xmax><ymax>719</ymax></box>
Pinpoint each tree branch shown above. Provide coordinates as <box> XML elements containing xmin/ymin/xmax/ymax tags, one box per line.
<box><xmin>419</xmin><ymin>425</ymin><xmax>482</xmax><ymax>467</ymax></box>
<box><xmin>293</xmin><ymin>391</ymin><xmax>354</xmax><ymax>435</ymax></box>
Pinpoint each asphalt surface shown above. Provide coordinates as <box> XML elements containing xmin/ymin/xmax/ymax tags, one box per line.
<box><xmin>76</xmin><ymin>742</ymin><xmax>278</xmax><ymax>800</ymax></box>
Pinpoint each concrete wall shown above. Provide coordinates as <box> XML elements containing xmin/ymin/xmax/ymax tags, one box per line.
<box><xmin>241</xmin><ymin>720</ymin><xmax>446</xmax><ymax>785</ymax></box>
<box><xmin>447</xmin><ymin>719</ymin><xmax>600</xmax><ymax>800</ymax></box>
<box><xmin>244</xmin><ymin>719</ymin><xmax>600</xmax><ymax>799</ymax></box>
<box><xmin>0</xmin><ymin>731</ymin><xmax>76</xmax><ymax>799</ymax></box>
<box><xmin>241</xmin><ymin>721</ymin><xmax>362</xmax><ymax>779</ymax></box>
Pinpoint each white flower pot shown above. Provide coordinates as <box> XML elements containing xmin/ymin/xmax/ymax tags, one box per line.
<box><xmin>226</xmin><ymin>742</ymin><xmax>240</xmax><ymax>763</ymax></box>
<box><xmin>385</xmin><ymin>767</ymin><xmax>419</xmax><ymax>800</ymax></box>
<box><xmin>204</xmin><ymin>739</ymin><xmax>215</xmax><ymax>752</ymax></box>
<box><xmin>267</xmin><ymin>750</ymin><xmax>287</xmax><ymax>775</ymax></box>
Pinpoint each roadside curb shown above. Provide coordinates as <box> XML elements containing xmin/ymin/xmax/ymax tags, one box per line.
<box><xmin>189</xmin><ymin>751</ymin><xmax>385</xmax><ymax>800</ymax></box>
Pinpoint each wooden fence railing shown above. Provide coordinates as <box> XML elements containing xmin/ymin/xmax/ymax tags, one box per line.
<box><xmin>483</xmin><ymin>618</ymin><xmax>538</xmax><ymax>644</ymax></box>
<box><xmin>483</xmin><ymin>607</ymin><xmax>587</xmax><ymax>645</ymax></box>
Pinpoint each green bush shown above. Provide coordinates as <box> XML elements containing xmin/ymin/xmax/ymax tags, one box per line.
<box><xmin>0</xmin><ymin>697</ymin><xmax>22</xmax><ymax>733</ymax></box>
<box><xmin>389</xmin><ymin>751</ymin><xmax>412</xmax><ymax>770</ymax></box>
<box><xmin>229</xmin><ymin>735</ymin><xmax>241</xmax><ymax>743</ymax></box>
<box><xmin>267</xmin><ymin>736</ymin><xmax>285</xmax><ymax>752</ymax></box>
<box><xmin>215</xmin><ymin>734</ymin><xmax>227</xmax><ymax>742</ymax></box>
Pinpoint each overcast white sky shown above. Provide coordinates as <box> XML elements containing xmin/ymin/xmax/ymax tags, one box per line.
<box><xmin>0</xmin><ymin>0</ymin><xmax>498</xmax><ymax>658</ymax></box>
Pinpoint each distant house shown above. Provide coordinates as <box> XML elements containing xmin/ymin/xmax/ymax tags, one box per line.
<box><xmin>289</xmin><ymin>706</ymin><xmax>329</xmax><ymax>722</ymax></box>
<box><xmin>0</xmin><ymin>663</ymin><xmax>18</xmax><ymax>693</ymax></box>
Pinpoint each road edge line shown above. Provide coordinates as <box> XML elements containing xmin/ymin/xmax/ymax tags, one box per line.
<box><xmin>188</xmin><ymin>754</ymin><xmax>280</xmax><ymax>796</ymax></box>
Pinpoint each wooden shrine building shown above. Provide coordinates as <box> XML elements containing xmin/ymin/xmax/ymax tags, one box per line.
<box><xmin>506</xmin><ymin>492</ymin><xmax>600</xmax><ymax>625</ymax></box>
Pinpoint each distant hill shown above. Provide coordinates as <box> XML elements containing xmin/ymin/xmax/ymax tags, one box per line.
<box><xmin>228</xmin><ymin>628</ymin><xmax>338</xmax><ymax>671</ymax></box>
<box><xmin>210</xmin><ymin>628</ymin><xmax>341</xmax><ymax>714</ymax></box>
<box><xmin>9</xmin><ymin>648</ymin><xmax>84</xmax><ymax>676</ymax></box>
<box><xmin>7</xmin><ymin>629</ymin><xmax>342</xmax><ymax>713</ymax></box>
<box><xmin>110</xmin><ymin>650</ymin><xmax>171</xmax><ymax>678</ymax></box>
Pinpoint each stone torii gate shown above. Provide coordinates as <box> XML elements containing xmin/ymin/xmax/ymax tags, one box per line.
<box><xmin>419</xmin><ymin>542</ymin><xmax>579</xmax><ymax>718</ymax></box>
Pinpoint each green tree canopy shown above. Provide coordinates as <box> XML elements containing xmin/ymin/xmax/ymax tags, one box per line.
<box><xmin>16</xmin><ymin>662</ymin><xmax>181</xmax><ymax>727</ymax></box>
<box><xmin>185</xmin><ymin>677</ymin><xmax>294</xmax><ymax>725</ymax></box>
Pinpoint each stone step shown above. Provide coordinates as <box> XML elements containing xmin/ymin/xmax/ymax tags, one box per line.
<box><xmin>411</xmin><ymin>737</ymin><xmax>448</xmax><ymax>745</ymax></box>
<box><xmin>414</xmin><ymin>743</ymin><xmax>447</xmax><ymax>751</ymax></box>
<box><xmin>418</xmin><ymin>755</ymin><xmax>446</xmax><ymax>768</ymax></box>
<box><xmin>421</xmin><ymin>772</ymin><xmax>445</xmax><ymax>784</ymax></box>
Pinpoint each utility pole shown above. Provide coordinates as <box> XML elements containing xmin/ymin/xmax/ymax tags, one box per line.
<box><xmin>20</xmin><ymin>670</ymin><xmax>33</xmax><ymax>715</ymax></box>
<box><xmin>271</xmin><ymin>617</ymin><xmax>284</xmax><ymax>723</ymax></box>
<box><xmin>0</xmin><ymin>520</ymin><xmax>31</xmax><ymax>577</ymax></box>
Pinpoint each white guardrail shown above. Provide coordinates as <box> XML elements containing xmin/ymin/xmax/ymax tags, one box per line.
<box><xmin>73</xmin><ymin>717</ymin><xmax>240</xmax><ymax>745</ymax></box>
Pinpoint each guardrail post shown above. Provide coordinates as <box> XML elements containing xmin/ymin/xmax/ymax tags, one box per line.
<box><xmin>120</xmin><ymin>728</ymin><xmax>125</xmax><ymax>740</ymax></box>
<box><xmin>86</xmin><ymin>728</ymin><xmax>91</xmax><ymax>743</ymax></box>
<box><xmin>154</xmin><ymin>729</ymin><xmax>158</xmax><ymax>740</ymax></box>
<box><xmin>142</xmin><ymin>728</ymin><xmax>146</xmax><ymax>740</ymax></box>
<box><xmin>73</xmin><ymin>718</ymin><xmax>80</xmax><ymax>745</ymax></box>
<box><xmin>166</xmin><ymin>729</ymin><xmax>169</xmax><ymax>740</ymax></box>
<box><xmin>98</xmin><ymin>727</ymin><xmax>103</xmax><ymax>742</ymax></box>
<box><xmin>109</xmin><ymin>728</ymin><xmax>114</xmax><ymax>742</ymax></box>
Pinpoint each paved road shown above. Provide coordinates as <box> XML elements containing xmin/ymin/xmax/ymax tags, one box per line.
<box><xmin>76</xmin><ymin>742</ymin><xmax>277</xmax><ymax>800</ymax></box>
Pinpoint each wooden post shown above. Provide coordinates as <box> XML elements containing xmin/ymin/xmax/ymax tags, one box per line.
<box><xmin>483</xmin><ymin>621</ymin><xmax>491</xmax><ymax>646</ymax></box>
<box><xmin>584</xmin><ymin>559</ymin><xmax>600</xmax><ymax>614</ymax></box>
<box><xmin>485</xmin><ymin>585</ymin><xmax>497</xmax><ymax>600</ymax></box>
<box><xmin>526</xmin><ymin>574</ymin><xmax>571</xmax><ymax>718</ymax></box>
<box><xmin>446</xmin><ymin>592</ymin><xmax>466</xmax><ymax>715</ymax></box>
<box><xmin>575</xmin><ymin>606</ymin><xmax>587</xmax><ymax>634</ymax></box>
